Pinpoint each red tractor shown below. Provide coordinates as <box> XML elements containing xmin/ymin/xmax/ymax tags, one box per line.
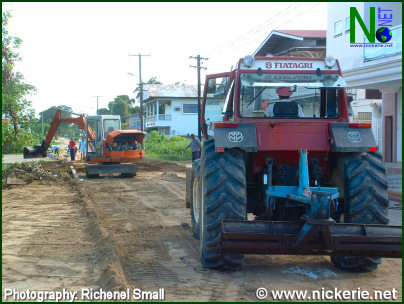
<box><xmin>186</xmin><ymin>55</ymin><xmax>401</xmax><ymax>271</ymax></box>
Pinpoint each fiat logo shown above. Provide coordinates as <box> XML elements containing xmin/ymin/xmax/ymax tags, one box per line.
<box><xmin>346</xmin><ymin>131</ymin><xmax>361</xmax><ymax>143</ymax></box>
<box><xmin>228</xmin><ymin>131</ymin><xmax>243</xmax><ymax>143</ymax></box>
<box><xmin>266</xmin><ymin>62</ymin><xmax>272</xmax><ymax>69</ymax></box>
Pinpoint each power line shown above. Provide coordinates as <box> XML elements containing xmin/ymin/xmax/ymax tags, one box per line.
<box><xmin>189</xmin><ymin>55</ymin><xmax>208</xmax><ymax>141</ymax></box>
<box><xmin>206</xmin><ymin>2</ymin><xmax>324</xmax><ymax>58</ymax></box>
<box><xmin>205</xmin><ymin>3</ymin><xmax>301</xmax><ymax>56</ymax></box>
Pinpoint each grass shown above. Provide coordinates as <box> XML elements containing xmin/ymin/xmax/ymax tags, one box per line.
<box><xmin>2</xmin><ymin>163</ymin><xmax>13</xmax><ymax>172</ymax></box>
<box><xmin>146</xmin><ymin>153</ymin><xmax>192</xmax><ymax>164</ymax></box>
<box><xmin>144</xmin><ymin>131</ymin><xmax>193</xmax><ymax>163</ymax></box>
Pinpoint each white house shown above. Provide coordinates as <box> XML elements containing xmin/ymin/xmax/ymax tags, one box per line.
<box><xmin>125</xmin><ymin>84</ymin><xmax>200</xmax><ymax>136</ymax></box>
<box><xmin>327</xmin><ymin>2</ymin><xmax>402</xmax><ymax>163</ymax></box>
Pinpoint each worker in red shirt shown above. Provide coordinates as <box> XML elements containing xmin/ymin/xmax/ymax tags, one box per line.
<box><xmin>69</xmin><ymin>138</ymin><xmax>77</xmax><ymax>161</ymax></box>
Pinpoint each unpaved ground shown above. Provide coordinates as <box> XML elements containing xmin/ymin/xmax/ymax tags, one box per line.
<box><xmin>2</xmin><ymin>159</ymin><xmax>402</xmax><ymax>301</ymax></box>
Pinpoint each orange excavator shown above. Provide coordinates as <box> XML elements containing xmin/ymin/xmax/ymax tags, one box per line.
<box><xmin>24</xmin><ymin>109</ymin><xmax>95</xmax><ymax>158</ymax></box>
<box><xmin>23</xmin><ymin>108</ymin><xmax>145</xmax><ymax>177</ymax></box>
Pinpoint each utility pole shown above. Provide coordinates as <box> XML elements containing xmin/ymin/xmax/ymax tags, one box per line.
<box><xmin>93</xmin><ymin>96</ymin><xmax>102</xmax><ymax>115</ymax></box>
<box><xmin>190</xmin><ymin>55</ymin><xmax>208</xmax><ymax>141</ymax></box>
<box><xmin>41</xmin><ymin>110</ymin><xmax>44</xmax><ymax>136</ymax></box>
<box><xmin>129</xmin><ymin>53</ymin><xmax>150</xmax><ymax>139</ymax></box>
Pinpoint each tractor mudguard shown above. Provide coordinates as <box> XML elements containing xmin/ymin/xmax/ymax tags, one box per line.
<box><xmin>213</xmin><ymin>122</ymin><xmax>257</xmax><ymax>152</ymax></box>
<box><xmin>329</xmin><ymin>123</ymin><xmax>377</xmax><ymax>152</ymax></box>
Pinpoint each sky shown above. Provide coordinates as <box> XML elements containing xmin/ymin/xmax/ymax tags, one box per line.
<box><xmin>2</xmin><ymin>2</ymin><xmax>327</xmax><ymax>117</ymax></box>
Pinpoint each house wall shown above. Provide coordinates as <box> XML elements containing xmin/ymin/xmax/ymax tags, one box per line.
<box><xmin>170</xmin><ymin>99</ymin><xmax>198</xmax><ymax>136</ymax></box>
<box><xmin>328</xmin><ymin>3</ymin><xmax>402</xmax><ymax>75</ymax></box>
<box><xmin>382</xmin><ymin>91</ymin><xmax>398</xmax><ymax>162</ymax></box>
<box><xmin>204</xmin><ymin>100</ymin><xmax>225</xmax><ymax>136</ymax></box>
<box><xmin>142</xmin><ymin>98</ymin><xmax>199</xmax><ymax>136</ymax></box>
<box><xmin>327</xmin><ymin>2</ymin><xmax>402</xmax><ymax>163</ymax></box>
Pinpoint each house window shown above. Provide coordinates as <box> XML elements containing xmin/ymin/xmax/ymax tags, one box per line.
<box><xmin>334</xmin><ymin>20</ymin><xmax>343</xmax><ymax>37</ymax></box>
<box><xmin>356</xmin><ymin>112</ymin><xmax>372</xmax><ymax>121</ymax></box>
<box><xmin>365</xmin><ymin>25</ymin><xmax>402</xmax><ymax>61</ymax></box>
<box><xmin>345</xmin><ymin>17</ymin><xmax>350</xmax><ymax>32</ymax></box>
<box><xmin>365</xmin><ymin>89</ymin><xmax>382</xmax><ymax>99</ymax></box>
<box><xmin>183</xmin><ymin>104</ymin><xmax>198</xmax><ymax>114</ymax></box>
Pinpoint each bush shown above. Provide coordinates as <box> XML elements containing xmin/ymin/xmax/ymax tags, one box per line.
<box><xmin>145</xmin><ymin>131</ymin><xmax>192</xmax><ymax>162</ymax></box>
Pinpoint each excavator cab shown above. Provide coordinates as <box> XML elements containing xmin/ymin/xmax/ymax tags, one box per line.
<box><xmin>86</xmin><ymin>115</ymin><xmax>121</xmax><ymax>157</ymax></box>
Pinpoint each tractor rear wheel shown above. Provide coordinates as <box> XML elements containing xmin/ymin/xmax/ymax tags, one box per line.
<box><xmin>331</xmin><ymin>151</ymin><xmax>389</xmax><ymax>271</ymax></box>
<box><xmin>190</xmin><ymin>160</ymin><xmax>201</xmax><ymax>239</ymax></box>
<box><xmin>199</xmin><ymin>139</ymin><xmax>247</xmax><ymax>270</ymax></box>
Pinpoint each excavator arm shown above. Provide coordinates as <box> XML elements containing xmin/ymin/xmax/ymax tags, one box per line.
<box><xmin>23</xmin><ymin>109</ymin><xmax>95</xmax><ymax>158</ymax></box>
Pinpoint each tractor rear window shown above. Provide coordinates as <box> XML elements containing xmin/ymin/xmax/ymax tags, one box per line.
<box><xmin>239</xmin><ymin>74</ymin><xmax>340</xmax><ymax>119</ymax></box>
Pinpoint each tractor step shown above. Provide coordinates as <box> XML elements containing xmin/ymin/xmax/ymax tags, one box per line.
<box><xmin>220</xmin><ymin>220</ymin><xmax>402</xmax><ymax>258</ymax></box>
<box><xmin>86</xmin><ymin>163</ymin><xmax>137</xmax><ymax>176</ymax></box>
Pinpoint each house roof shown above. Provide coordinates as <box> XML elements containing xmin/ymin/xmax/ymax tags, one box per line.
<box><xmin>274</xmin><ymin>30</ymin><xmax>326</xmax><ymax>38</ymax></box>
<box><xmin>143</xmin><ymin>84</ymin><xmax>198</xmax><ymax>101</ymax></box>
<box><xmin>253</xmin><ymin>29</ymin><xmax>326</xmax><ymax>57</ymax></box>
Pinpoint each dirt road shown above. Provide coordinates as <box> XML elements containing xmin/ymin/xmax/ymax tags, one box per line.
<box><xmin>2</xmin><ymin>159</ymin><xmax>402</xmax><ymax>301</ymax></box>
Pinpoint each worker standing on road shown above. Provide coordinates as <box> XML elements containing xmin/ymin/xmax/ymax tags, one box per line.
<box><xmin>78</xmin><ymin>137</ymin><xmax>86</xmax><ymax>160</ymax></box>
<box><xmin>69</xmin><ymin>138</ymin><xmax>77</xmax><ymax>161</ymax></box>
<box><xmin>184</xmin><ymin>134</ymin><xmax>201</xmax><ymax>161</ymax></box>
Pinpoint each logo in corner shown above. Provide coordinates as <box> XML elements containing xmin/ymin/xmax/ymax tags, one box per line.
<box><xmin>346</xmin><ymin>131</ymin><xmax>361</xmax><ymax>143</ymax></box>
<box><xmin>228</xmin><ymin>131</ymin><xmax>243</xmax><ymax>143</ymax></box>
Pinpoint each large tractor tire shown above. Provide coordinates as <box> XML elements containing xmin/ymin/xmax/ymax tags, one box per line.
<box><xmin>331</xmin><ymin>151</ymin><xmax>389</xmax><ymax>271</ymax></box>
<box><xmin>199</xmin><ymin>139</ymin><xmax>247</xmax><ymax>270</ymax></box>
<box><xmin>190</xmin><ymin>160</ymin><xmax>201</xmax><ymax>239</ymax></box>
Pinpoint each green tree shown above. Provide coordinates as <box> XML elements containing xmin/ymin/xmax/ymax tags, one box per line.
<box><xmin>39</xmin><ymin>105</ymin><xmax>72</xmax><ymax>122</ymax></box>
<box><xmin>2</xmin><ymin>11</ymin><xmax>37</xmax><ymax>153</ymax></box>
<box><xmin>107</xmin><ymin>95</ymin><xmax>138</xmax><ymax>117</ymax></box>
<box><xmin>115</xmin><ymin>94</ymin><xmax>135</xmax><ymax>106</ymax></box>
<box><xmin>97</xmin><ymin>108</ymin><xmax>110</xmax><ymax>115</ymax></box>
<box><xmin>35</xmin><ymin>105</ymin><xmax>79</xmax><ymax>138</ymax></box>
<box><xmin>108</xmin><ymin>98</ymin><xmax>131</xmax><ymax>117</ymax></box>
<box><xmin>130</xmin><ymin>106</ymin><xmax>140</xmax><ymax>114</ymax></box>
<box><xmin>147</xmin><ymin>76</ymin><xmax>161</xmax><ymax>84</ymax></box>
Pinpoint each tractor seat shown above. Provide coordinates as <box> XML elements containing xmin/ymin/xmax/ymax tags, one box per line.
<box><xmin>273</xmin><ymin>101</ymin><xmax>299</xmax><ymax>117</ymax></box>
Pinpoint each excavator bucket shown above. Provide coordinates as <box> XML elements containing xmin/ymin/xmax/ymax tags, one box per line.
<box><xmin>23</xmin><ymin>145</ymin><xmax>45</xmax><ymax>159</ymax></box>
<box><xmin>219</xmin><ymin>220</ymin><xmax>402</xmax><ymax>258</ymax></box>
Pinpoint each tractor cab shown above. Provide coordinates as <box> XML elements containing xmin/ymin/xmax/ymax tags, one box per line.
<box><xmin>202</xmin><ymin>56</ymin><xmax>348</xmax><ymax>137</ymax></box>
